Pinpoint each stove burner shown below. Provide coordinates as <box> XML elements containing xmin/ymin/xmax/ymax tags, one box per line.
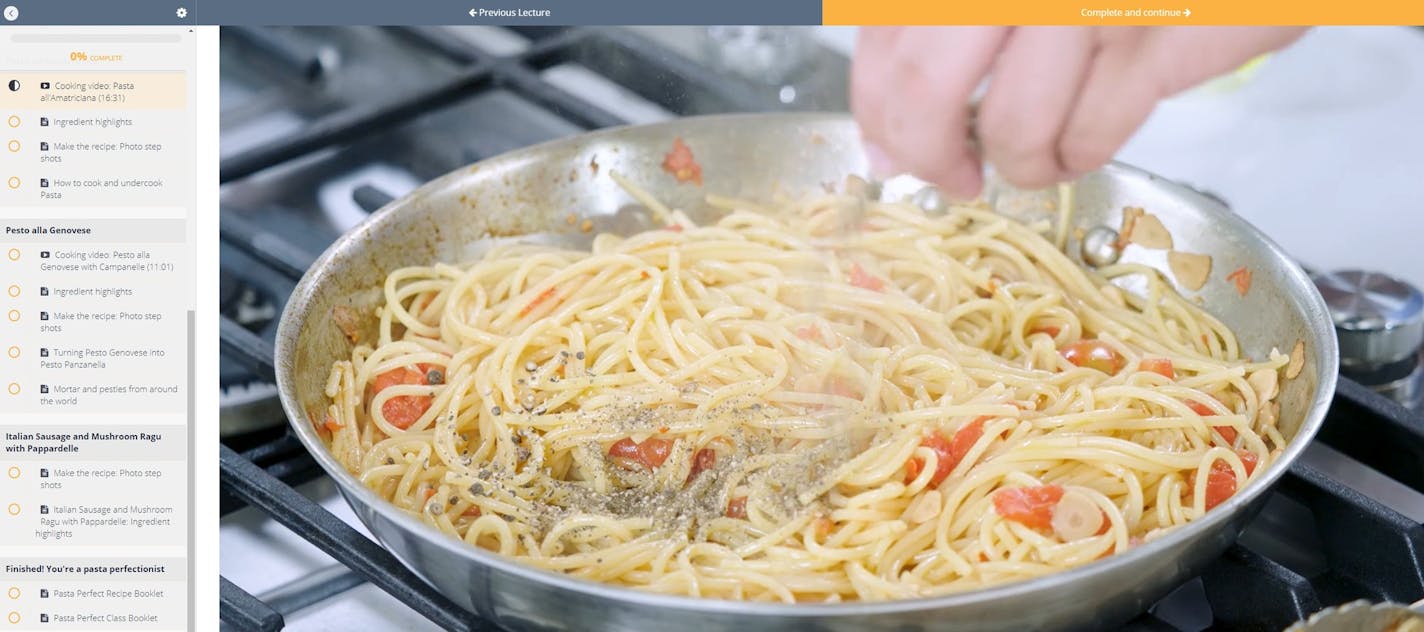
<box><xmin>1314</xmin><ymin>269</ymin><xmax>1424</xmax><ymax>410</ymax></box>
<box><xmin>226</xmin><ymin>26</ymin><xmax>339</xmax><ymax>84</ymax></box>
<box><xmin>316</xmin><ymin>165</ymin><xmax>416</xmax><ymax>232</ymax></box>
<box><xmin>220</xmin><ymin>380</ymin><xmax>284</xmax><ymax>437</ymax></box>
<box><xmin>225</xmin><ymin>283</ymin><xmax>278</xmax><ymax>332</ymax></box>
<box><xmin>220</xmin><ymin>243</ymin><xmax>293</xmax><ymax>436</ymax></box>
<box><xmin>220</xmin><ymin>268</ymin><xmax>241</xmax><ymax>311</ymax></box>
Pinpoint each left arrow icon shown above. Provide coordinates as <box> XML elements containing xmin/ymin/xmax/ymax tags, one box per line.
<box><xmin>469</xmin><ymin>8</ymin><xmax>477</xmax><ymax>17</ymax></box>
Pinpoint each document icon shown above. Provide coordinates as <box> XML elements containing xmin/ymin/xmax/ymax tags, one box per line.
<box><xmin>39</xmin><ymin>141</ymin><xmax>48</xmax><ymax>151</ymax></box>
<box><xmin>39</xmin><ymin>347</ymin><xmax>49</xmax><ymax>357</ymax></box>
<box><xmin>39</xmin><ymin>178</ymin><xmax>48</xmax><ymax>188</ymax></box>
<box><xmin>39</xmin><ymin>311</ymin><xmax>48</xmax><ymax>320</ymax></box>
<box><xmin>39</xmin><ymin>117</ymin><xmax>48</xmax><ymax>126</ymax></box>
<box><xmin>40</xmin><ymin>384</ymin><xmax>49</xmax><ymax>393</ymax></box>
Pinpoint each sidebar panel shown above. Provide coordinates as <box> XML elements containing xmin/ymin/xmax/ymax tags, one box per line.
<box><xmin>0</xmin><ymin>28</ymin><xmax>194</xmax><ymax>631</ymax></box>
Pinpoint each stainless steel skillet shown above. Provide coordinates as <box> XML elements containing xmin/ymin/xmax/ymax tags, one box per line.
<box><xmin>274</xmin><ymin>113</ymin><xmax>1338</xmax><ymax>631</ymax></box>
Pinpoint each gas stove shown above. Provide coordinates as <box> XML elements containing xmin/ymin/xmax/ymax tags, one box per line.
<box><xmin>218</xmin><ymin>26</ymin><xmax>1424</xmax><ymax>632</ymax></box>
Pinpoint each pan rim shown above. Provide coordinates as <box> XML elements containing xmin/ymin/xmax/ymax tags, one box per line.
<box><xmin>271</xmin><ymin>112</ymin><xmax>1339</xmax><ymax>618</ymax></box>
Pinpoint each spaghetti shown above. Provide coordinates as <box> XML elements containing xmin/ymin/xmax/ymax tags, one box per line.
<box><xmin>319</xmin><ymin>181</ymin><xmax>1288</xmax><ymax>602</ymax></box>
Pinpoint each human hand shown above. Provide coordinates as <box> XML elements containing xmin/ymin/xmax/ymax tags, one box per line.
<box><xmin>851</xmin><ymin>26</ymin><xmax>1307</xmax><ymax>199</ymax></box>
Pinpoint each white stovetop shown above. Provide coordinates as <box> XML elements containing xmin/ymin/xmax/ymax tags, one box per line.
<box><xmin>1119</xmin><ymin>26</ymin><xmax>1424</xmax><ymax>289</ymax></box>
<box><xmin>219</xmin><ymin>26</ymin><xmax>1424</xmax><ymax>631</ymax></box>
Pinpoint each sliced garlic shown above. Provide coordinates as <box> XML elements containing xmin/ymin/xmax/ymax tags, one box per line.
<box><xmin>902</xmin><ymin>490</ymin><xmax>943</xmax><ymax>525</ymax></box>
<box><xmin>1261</xmin><ymin>400</ymin><xmax>1280</xmax><ymax>428</ymax></box>
<box><xmin>1118</xmin><ymin>207</ymin><xmax>1143</xmax><ymax>248</ymax></box>
<box><xmin>1129</xmin><ymin>213</ymin><xmax>1174</xmax><ymax>250</ymax></box>
<box><xmin>1168</xmin><ymin>251</ymin><xmax>1212</xmax><ymax>291</ymax></box>
<box><xmin>1051</xmin><ymin>489</ymin><xmax>1104</xmax><ymax>541</ymax></box>
<box><xmin>1286</xmin><ymin>341</ymin><xmax>1305</xmax><ymax>380</ymax></box>
<box><xmin>1249</xmin><ymin>369</ymin><xmax>1279</xmax><ymax>402</ymax></box>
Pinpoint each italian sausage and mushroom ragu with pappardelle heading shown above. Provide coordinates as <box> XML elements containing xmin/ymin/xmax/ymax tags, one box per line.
<box><xmin>315</xmin><ymin>142</ymin><xmax>1307</xmax><ymax>603</ymax></box>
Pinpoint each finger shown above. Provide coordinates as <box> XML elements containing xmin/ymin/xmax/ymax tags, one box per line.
<box><xmin>1058</xmin><ymin>27</ymin><xmax>1306</xmax><ymax>174</ymax></box>
<box><xmin>976</xmin><ymin>26</ymin><xmax>1094</xmax><ymax>189</ymax></box>
<box><xmin>1054</xmin><ymin>43</ymin><xmax>1148</xmax><ymax>176</ymax></box>
<box><xmin>865</xmin><ymin>26</ymin><xmax>1010</xmax><ymax>199</ymax></box>
<box><xmin>850</xmin><ymin>26</ymin><xmax>903</xmax><ymax>118</ymax></box>
<box><xmin>851</xmin><ymin>27</ymin><xmax>905</xmax><ymax>175</ymax></box>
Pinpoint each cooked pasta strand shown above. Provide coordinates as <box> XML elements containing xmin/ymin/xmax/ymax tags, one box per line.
<box><xmin>320</xmin><ymin>186</ymin><xmax>1284</xmax><ymax>603</ymax></box>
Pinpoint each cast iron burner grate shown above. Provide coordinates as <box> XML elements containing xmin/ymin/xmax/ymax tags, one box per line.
<box><xmin>218</xmin><ymin>26</ymin><xmax>1424</xmax><ymax>631</ymax></box>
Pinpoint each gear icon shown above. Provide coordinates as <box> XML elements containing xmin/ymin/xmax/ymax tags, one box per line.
<box><xmin>175</xmin><ymin>7</ymin><xmax>187</xmax><ymax>18</ymax></box>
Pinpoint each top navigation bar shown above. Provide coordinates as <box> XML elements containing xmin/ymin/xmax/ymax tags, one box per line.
<box><xmin>1</xmin><ymin>0</ymin><xmax>1422</xmax><ymax>27</ymax></box>
<box><xmin>0</xmin><ymin>0</ymin><xmax>824</xmax><ymax>26</ymax></box>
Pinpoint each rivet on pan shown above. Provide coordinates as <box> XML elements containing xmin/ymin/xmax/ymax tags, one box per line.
<box><xmin>1080</xmin><ymin>227</ymin><xmax>1122</xmax><ymax>267</ymax></box>
<box><xmin>912</xmin><ymin>186</ymin><xmax>948</xmax><ymax>214</ymax></box>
